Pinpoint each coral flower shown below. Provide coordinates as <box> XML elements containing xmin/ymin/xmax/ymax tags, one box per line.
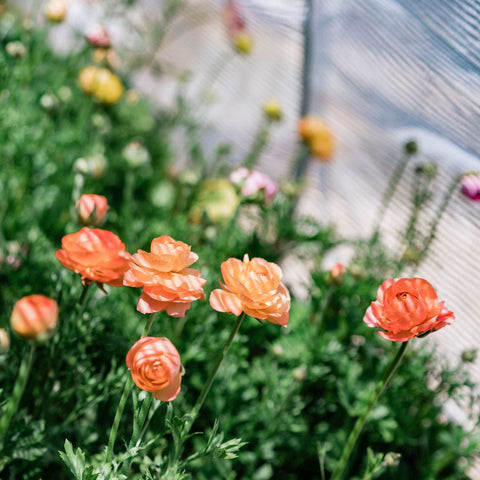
<box><xmin>364</xmin><ymin>278</ymin><xmax>454</xmax><ymax>342</ymax></box>
<box><xmin>86</xmin><ymin>25</ymin><xmax>111</xmax><ymax>48</ymax></box>
<box><xmin>210</xmin><ymin>254</ymin><xmax>291</xmax><ymax>326</ymax></box>
<box><xmin>126</xmin><ymin>336</ymin><xmax>183</xmax><ymax>401</ymax></box>
<box><xmin>124</xmin><ymin>236</ymin><xmax>206</xmax><ymax>317</ymax></box>
<box><xmin>76</xmin><ymin>193</ymin><xmax>109</xmax><ymax>226</ymax></box>
<box><xmin>10</xmin><ymin>295</ymin><xmax>59</xmax><ymax>340</ymax></box>
<box><xmin>56</xmin><ymin>227</ymin><xmax>130</xmax><ymax>287</ymax></box>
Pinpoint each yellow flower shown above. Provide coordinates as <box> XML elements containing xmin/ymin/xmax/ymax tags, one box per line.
<box><xmin>297</xmin><ymin>115</ymin><xmax>334</xmax><ymax>161</ymax></box>
<box><xmin>92</xmin><ymin>68</ymin><xmax>124</xmax><ymax>105</ymax></box>
<box><xmin>78</xmin><ymin>65</ymin><xmax>100</xmax><ymax>95</ymax></box>
<box><xmin>233</xmin><ymin>32</ymin><xmax>253</xmax><ymax>54</ymax></box>
<box><xmin>44</xmin><ymin>0</ymin><xmax>67</xmax><ymax>23</ymax></box>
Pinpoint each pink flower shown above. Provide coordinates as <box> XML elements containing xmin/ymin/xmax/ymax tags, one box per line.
<box><xmin>230</xmin><ymin>168</ymin><xmax>278</xmax><ymax>202</ymax></box>
<box><xmin>86</xmin><ymin>25</ymin><xmax>111</xmax><ymax>48</ymax></box>
<box><xmin>461</xmin><ymin>173</ymin><xmax>480</xmax><ymax>201</ymax></box>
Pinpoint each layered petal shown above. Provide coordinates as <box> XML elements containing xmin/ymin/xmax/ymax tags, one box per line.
<box><xmin>364</xmin><ymin>277</ymin><xmax>454</xmax><ymax>342</ymax></box>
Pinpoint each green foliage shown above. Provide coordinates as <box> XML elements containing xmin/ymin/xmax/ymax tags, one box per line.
<box><xmin>0</xmin><ymin>8</ymin><xmax>478</xmax><ymax>480</ymax></box>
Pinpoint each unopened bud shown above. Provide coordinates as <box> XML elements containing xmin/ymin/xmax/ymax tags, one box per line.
<box><xmin>233</xmin><ymin>32</ymin><xmax>253</xmax><ymax>54</ymax></box>
<box><xmin>293</xmin><ymin>365</ymin><xmax>307</xmax><ymax>382</ymax></box>
<box><xmin>461</xmin><ymin>349</ymin><xmax>477</xmax><ymax>363</ymax></box>
<box><xmin>40</xmin><ymin>93</ymin><xmax>58</xmax><ymax>111</ymax></box>
<box><xmin>76</xmin><ymin>194</ymin><xmax>109</xmax><ymax>226</ymax></box>
<box><xmin>0</xmin><ymin>328</ymin><xmax>9</xmax><ymax>353</ymax></box>
<box><xmin>263</xmin><ymin>99</ymin><xmax>283</xmax><ymax>122</ymax></box>
<box><xmin>10</xmin><ymin>295</ymin><xmax>59</xmax><ymax>341</ymax></box>
<box><xmin>404</xmin><ymin>140</ymin><xmax>418</xmax><ymax>155</ymax></box>
<box><xmin>44</xmin><ymin>0</ymin><xmax>67</xmax><ymax>23</ymax></box>
<box><xmin>6</xmin><ymin>41</ymin><xmax>27</xmax><ymax>58</ymax></box>
<box><xmin>384</xmin><ymin>452</ymin><xmax>401</xmax><ymax>468</ymax></box>
<box><xmin>122</xmin><ymin>141</ymin><xmax>151</xmax><ymax>169</ymax></box>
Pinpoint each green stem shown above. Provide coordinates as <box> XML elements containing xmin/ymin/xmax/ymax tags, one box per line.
<box><xmin>105</xmin><ymin>312</ymin><xmax>157</xmax><ymax>462</ymax></box>
<box><xmin>330</xmin><ymin>341</ymin><xmax>409</xmax><ymax>480</ymax></box>
<box><xmin>106</xmin><ymin>377</ymin><xmax>133</xmax><ymax>463</ymax></box>
<box><xmin>372</xmin><ymin>150</ymin><xmax>415</xmax><ymax>238</ymax></box>
<box><xmin>244</xmin><ymin>122</ymin><xmax>271</xmax><ymax>170</ymax></box>
<box><xmin>142</xmin><ymin>312</ymin><xmax>157</xmax><ymax>337</ymax></box>
<box><xmin>417</xmin><ymin>174</ymin><xmax>462</xmax><ymax>265</ymax></box>
<box><xmin>184</xmin><ymin>312</ymin><xmax>246</xmax><ymax>437</ymax></box>
<box><xmin>0</xmin><ymin>343</ymin><xmax>36</xmax><ymax>451</ymax></box>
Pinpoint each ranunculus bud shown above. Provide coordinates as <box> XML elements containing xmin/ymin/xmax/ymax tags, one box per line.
<box><xmin>0</xmin><ymin>328</ymin><xmax>10</xmax><ymax>353</ymax></box>
<box><xmin>263</xmin><ymin>99</ymin><xmax>283</xmax><ymax>122</ymax></box>
<box><xmin>44</xmin><ymin>0</ymin><xmax>67</xmax><ymax>23</ymax></box>
<box><xmin>189</xmin><ymin>178</ymin><xmax>240</xmax><ymax>224</ymax></box>
<box><xmin>460</xmin><ymin>173</ymin><xmax>480</xmax><ymax>201</ymax></box>
<box><xmin>293</xmin><ymin>365</ymin><xmax>307</xmax><ymax>381</ymax></box>
<box><xmin>10</xmin><ymin>295</ymin><xmax>59</xmax><ymax>340</ymax></box>
<box><xmin>364</xmin><ymin>277</ymin><xmax>454</xmax><ymax>342</ymax></box>
<box><xmin>76</xmin><ymin>194</ymin><xmax>109</xmax><ymax>226</ymax></box>
<box><xmin>78</xmin><ymin>65</ymin><xmax>100</xmax><ymax>95</ymax></box>
<box><xmin>91</xmin><ymin>68</ymin><xmax>124</xmax><ymax>105</ymax></box>
<box><xmin>328</xmin><ymin>263</ymin><xmax>346</xmax><ymax>285</ymax></box>
<box><xmin>6</xmin><ymin>41</ymin><xmax>27</xmax><ymax>58</ymax></box>
<box><xmin>384</xmin><ymin>452</ymin><xmax>401</xmax><ymax>467</ymax></box>
<box><xmin>126</xmin><ymin>336</ymin><xmax>184</xmax><ymax>401</ymax></box>
<box><xmin>74</xmin><ymin>154</ymin><xmax>108</xmax><ymax>178</ymax></box>
<box><xmin>122</xmin><ymin>141</ymin><xmax>151</xmax><ymax>168</ymax></box>
<box><xmin>40</xmin><ymin>93</ymin><xmax>58</xmax><ymax>111</ymax></box>
<box><xmin>233</xmin><ymin>31</ymin><xmax>253</xmax><ymax>54</ymax></box>
<box><xmin>86</xmin><ymin>25</ymin><xmax>111</xmax><ymax>48</ymax></box>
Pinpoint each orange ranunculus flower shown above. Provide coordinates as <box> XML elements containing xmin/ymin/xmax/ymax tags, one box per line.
<box><xmin>56</xmin><ymin>227</ymin><xmax>131</xmax><ymax>287</ymax></box>
<box><xmin>76</xmin><ymin>194</ymin><xmax>109</xmax><ymax>226</ymax></box>
<box><xmin>126</xmin><ymin>336</ymin><xmax>183</xmax><ymax>401</ymax></box>
<box><xmin>210</xmin><ymin>254</ymin><xmax>291</xmax><ymax>326</ymax></box>
<box><xmin>123</xmin><ymin>236</ymin><xmax>206</xmax><ymax>317</ymax></box>
<box><xmin>297</xmin><ymin>115</ymin><xmax>334</xmax><ymax>161</ymax></box>
<box><xmin>364</xmin><ymin>278</ymin><xmax>455</xmax><ymax>342</ymax></box>
<box><xmin>10</xmin><ymin>295</ymin><xmax>59</xmax><ymax>340</ymax></box>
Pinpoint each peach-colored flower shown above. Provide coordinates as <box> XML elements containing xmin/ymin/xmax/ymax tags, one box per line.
<box><xmin>126</xmin><ymin>336</ymin><xmax>183</xmax><ymax>401</ymax></box>
<box><xmin>56</xmin><ymin>227</ymin><xmax>130</xmax><ymax>287</ymax></box>
<box><xmin>10</xmin><ymin>295</ymin><xmax>59</xmax><ymax>340</ymax></box>
<box><xmin>364</xmin><ymin>278</ymin><xmax>454</xmax><ymax>342</ymax></box>
<box><xmin>76</xmin><ymin>194</ymin><xmax>109</xmax><ymax>226</ymax></box>
<box><xmin>124</xmin><ymin>236</ymin><xmax>206</xmax><ymax>317</ymax></box>
<box><xmin>210</xmin><ymin>254</ymin><xmax>291</xmax><ymax>326</ymax></box>
<box><xmin>297</xmin><ymin>115</ymin><xmax>334</xmax><ymax>161</ymax></box>
<box><xmin>44</xmin><ymin>0</ymin><xmax>67</xmax><ymax>23</ymax></box>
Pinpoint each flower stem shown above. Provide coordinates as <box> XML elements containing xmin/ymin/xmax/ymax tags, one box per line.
<box><xmin>244</xmin><ymin>121</ymin><xmax>270</xmax><ymax>170</ymax></box>
<box><xmin>330</xmin><ymin>341</ymin><xmax>409</xmax><ymax>480</ymax></box>
<box><xmin>184</xmin><ymin>312</ymin><xmax>246</xmax><ymax>436</ymax></box>
<box><xmin>0</xmin><ymin>342</ymin><xmax>36</xmax><ymax>451</ymax></box>
<box><xmin>106</xmin><ymin>377</ymin><xmax>133</xmax><ymax>463</ymax></box>
<box><xmin>105</xmin><ymin>312</ymin><xmax>157</xmax><ymax>462</ymax></box>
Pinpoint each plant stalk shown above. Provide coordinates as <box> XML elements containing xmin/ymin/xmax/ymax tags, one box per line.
<box><xmin>0</xmin><ymin>343</ymin><xmax>36</xmax><ymax>451</ymax></box>
<box><xmin>331</xmin><ymin>341</ymin><xmax>409</xmax><ymax>480</ymax></box>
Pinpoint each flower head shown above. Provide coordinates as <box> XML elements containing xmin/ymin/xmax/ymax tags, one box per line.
<box><xmin>78</xmin><ymin>66</ymin><xmax>124</xmax><ymax>105</ymax></box>
<box><xmin>86</xmin><ymin>25</ymin><xmax>111</xmax><ymax>48</ymax></box>
<box><xmin>263</xmin><ymin>98</ymin><xmax>283</xmax><ymax>122</ymax></box>
<box><xmin>189</xmin><ymin>179</ymin><xmax>240</xmax><ymax>224</ymax></box>
<box><xmin>44</xmin><ymin>0</ymin><xmax>67</xmax><ymax>23</ymax></box>
<box><xmin>297</xmin><ymin>115</ymin><xmax>334</xmax><ymax>161</ymax></box>
<box><xmin>76</xmin><ymin>194</ymin><xmax>109</xmax><ymax>226</ymax></box>
<box><xmin>461</xmin><ymin>173</ymin><xmax>480</xmax><ymax>201</ymax></box>
<box><xmin>56</xmin><ymin>227</ymin><xmax>130</xmax><ymax>287</ymax></box>
<box><xmin>124</xmin><ymin>236</ymin><xmax>206</xmax><ymax>317</ymax></box>
<box><xmin>126</xmin><ymin>336</ymin><xmax>183</xmax><ymax>401</ymax></box>
<box><xmin>210</xmin><ymin>254</ymin><xmax>291</xmax><ymax>326</ymax></box>
<box><xmin>364</xmin><ymin>278</ymin><xmax>454</xmax><ymax>342</ymax></box>
<box><xmin>230</xmin><ymin>168</ymin><xmax>278</xmax><ymax>202</ymax></box>
<box><xmin>10</xmin><ymin>295</ymin><xmax>59</xmax><ymax>340</ymax></box>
